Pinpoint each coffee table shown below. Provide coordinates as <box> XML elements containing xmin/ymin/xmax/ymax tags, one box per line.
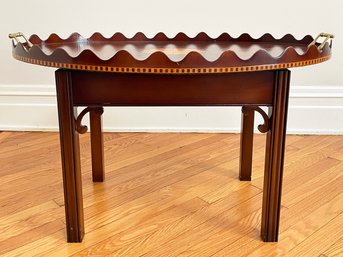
<box><xmin>9</xmin><ymin>32</ymin><xmax>334</xmax><ymax>242</ymax></box>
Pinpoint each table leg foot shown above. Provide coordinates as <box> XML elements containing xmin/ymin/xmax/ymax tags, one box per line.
<box><xmin>56</xmin><ymin>69</ymin><xmax>85</xmax><ymax>242</ymax></box>
<box><xmin>239</xmin><ymin>106</ymin><xmax>255</xmax><ymax>181</ymax></box>
<box><xmin>89</xmin><ymin>107</ymin><xmax>105</xmax><ymax>182</ymax></box>
<box><xmin>261</xmin><ymin>69</ymin><xmax>290</xmax><ymax>242</ymax></box>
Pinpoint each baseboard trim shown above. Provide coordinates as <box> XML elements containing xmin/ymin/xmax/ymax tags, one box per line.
<box><xmin>1</xmin><ymin>84</ymin><xmax>342</xmax><ymax>134</ymax></box>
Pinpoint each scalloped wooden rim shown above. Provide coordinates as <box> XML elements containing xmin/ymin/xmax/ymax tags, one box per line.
<box><xmin>28</xmin><ymin>32</ymin><xmax>315</xmax><ymax>44</ymax></box>
<box><xmin>15</xmin><ymin>35</ymin><xmax>328</xmax><ymax>63</ymax></box>
<box><xmin>12</xmin><ymin>32</ymin><xmax>332</xmax><ymax>74</ymax></box>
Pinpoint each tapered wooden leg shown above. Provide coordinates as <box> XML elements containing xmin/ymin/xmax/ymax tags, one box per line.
<box><xmin>239</xmin><ymin>106</ymin><xmax>255</xmax><ymax>181</ymax></box>
<box><xmin>261</xmin><ymin>69</ymin><xmax>291</xmax><ymax>242</ymax></box>
<box><xmin>55</xmin><ymin>69</ymin><xmax>84</xmax><ymax>242</ymax></box>
<box><xmin>89</xmin><ymin>107</ymin><xmax>105</xmax><ymax>182</ymax></box>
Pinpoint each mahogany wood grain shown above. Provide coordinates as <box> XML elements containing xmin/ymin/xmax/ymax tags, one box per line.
<box><xmin>71</xmin><ymin>71</ymin><xmax>274</xmax><ymax>106</ymax></box>
<box><xmin>261</xmin><ymin>69</ymin><xmax>291</xmax><ymax>242</ymax></box>
<box><xmin>11</xmin><ymin>33</ymin><xmax>333</xmax><ymax>73</ymax></box>
<box><xmin>7</xmin><ymin>32</ymin><xmax>334</xmax><ymax>244</ymax></box>
<box><xmin>89</xmin><ymin>107</ymin><xmax>105</xmax><ymax>182</ymax></box>
<box><xmin>58</xmin><ymin>67</ymin><xmax>286</xmax><ymax>243</ymax></box>
<box><xmin>55</xmin><ymin>70</ymin><xmax>84</xmax><ymax>242</ymax></box>
<box><xmin>239</xmin><ymin>106</ymin><xmax>255</xmax><ymax>181</ymax></box>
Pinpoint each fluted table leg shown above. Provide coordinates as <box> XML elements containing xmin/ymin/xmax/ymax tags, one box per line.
<box><xmin>261</xmin><ymin>69</ymin><xmax>290</xmax><ymax>242</ymax></box>
<box><xmin>55</xmin><ymin>69</ymin><xmax>84</xmax><ymax>242</ymax></box>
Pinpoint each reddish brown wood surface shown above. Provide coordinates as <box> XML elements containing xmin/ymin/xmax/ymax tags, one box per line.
<box><xmin>239</xmin><ymin>106</ymin><xmax>255</xmax><ymax>181</ymax></box>
<box><xmin>89</xmin><ymin>107</ymin><xmax>105</xmax><ymax>182</ymax></box>
<box><xmin>71</xmin><ymin>71</ymin><xmax>274</xmax><ymax>106</ymax></box>
<box><xmin>7</xmin><ymin>32</ymin><xmax>335</xmax><ymax>245</ymax></box>
<box><xmin>52</xmin><ymin>67</ymin><xmax>294</xmax><ymax>243</ymax></box>
<box><xmin>10</xmin><ymin>33</ymin><xmax>332</xmax><ymax>73</ymax></box>
<box><xmin>55</xmin><ymin>70</ymin><xmax>84</xmax><ymax>242</ymax></box>
<box><xmin>261</xmin><ymin>69</ymin><xmax>291</xmax><ymax>242</ymax></box>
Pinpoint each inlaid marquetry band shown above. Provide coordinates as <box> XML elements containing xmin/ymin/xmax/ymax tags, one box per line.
<box><xmin>13</xmin><ymin>54</ymin><xmax>331</xmax><ymax>74</ymax></box>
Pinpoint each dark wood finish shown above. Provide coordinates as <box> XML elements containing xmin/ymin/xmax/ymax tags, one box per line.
<box><xmin>55</xmin><ymin>69</ymin><xmax>84</xmax><ymax>242</ymax></box>
<box><xmin>71</xmin><ymin>71</ymin><xmax>274</xmax><ymax>106</ymax></box>
<box><xmin>31</xmin><ymin>33</ymin><xmax>315</xmax><ymax>63</ymax></box>
<box><xmin>261</xmin><ymin>69</ymin><xmax>291</xmax><ymax>242</ymax></box>
<box><xmin>89</xmin><ymin>107</ymin><xmax>105</xmax><ymax>182</ymax></box>
<box><xmin>9</xmin><ymin>32</ymin><xmax>333</xmax><ymax>243</ymax></box>
<box><xmin>239</xmin><ymin>106</ymin><xmax>255</xmax><ymax>181</ymax></box>
<box><xmin>11</xmin><ymin>33</ymin><xmax>332</xmax><ymax>73</ymax></box>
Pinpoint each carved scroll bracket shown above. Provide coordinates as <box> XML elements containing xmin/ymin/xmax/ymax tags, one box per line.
<box><xmin>75</xmin><ymin>107</ymin><xmax>104</xmax><ymax>134</ymax></box>
<box><xmin>242</xmin><ymin>106</ymin><xmax>270</xmax><ymax>133</ymax></box>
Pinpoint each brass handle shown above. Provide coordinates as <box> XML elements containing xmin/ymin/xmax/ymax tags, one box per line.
<box><xmin>309</xmin><ymin>33</ymin><xmax>335</xmax><ymax>50</ymax></box>
<box><xmin>9</xmin><ymin>32</ymin><xmax>33</xmax><ymax>49</ymax></box>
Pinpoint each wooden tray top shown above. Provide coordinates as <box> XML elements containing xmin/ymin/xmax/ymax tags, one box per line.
<box><xmin>10</xmin><ymin>32</ymin><xmax>333</xmax><ymax>74</ymax></box>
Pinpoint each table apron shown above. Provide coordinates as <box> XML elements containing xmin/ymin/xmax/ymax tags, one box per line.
<box><xmin>69</xmin><ymin>70</ymin><xmax>274</xmax><ymax>106</ymax></box>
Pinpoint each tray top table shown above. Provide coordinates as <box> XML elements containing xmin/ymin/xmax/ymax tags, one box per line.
<box><xmin>9</xmin><ymin>32</ymin><xmax>334</xmax><ymax>243</ymax></box>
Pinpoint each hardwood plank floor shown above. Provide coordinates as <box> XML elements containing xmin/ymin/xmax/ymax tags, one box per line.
<box><xmin>0</xmin><ymin>132</ymin><xmax>342</xmax><ymax>256</ymax></box>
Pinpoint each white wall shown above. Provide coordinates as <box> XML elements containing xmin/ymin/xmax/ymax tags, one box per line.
<box><xmin>1</xmin><ymin>0</ymin><xmax>342</xmax><ymax>133</ymax></box>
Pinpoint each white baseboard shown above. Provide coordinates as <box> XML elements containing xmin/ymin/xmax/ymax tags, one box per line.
<box><xmin>0</xmin><ymin>84</ymin><xmax>342</xmax><ymax>134</ymax></box>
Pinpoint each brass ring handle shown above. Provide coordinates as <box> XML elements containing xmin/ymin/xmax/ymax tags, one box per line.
<box><xmin>9</xmin><ymin>32</ymin><xmax>33</xmax><ymax>49</ymax></box>
<box><xmin>309</xmin><ymin>33</ymin><xmax>335</xmax><ymax>50</ymax></box>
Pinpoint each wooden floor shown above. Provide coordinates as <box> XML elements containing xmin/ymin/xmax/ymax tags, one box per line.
<box><xmin>0</xmin><ymin>132</ymin><xmax>343</xmax><ymax>257</ymax></box>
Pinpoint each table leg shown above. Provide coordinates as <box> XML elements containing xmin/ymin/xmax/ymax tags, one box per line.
<box><xmin>89</xmin><ymin>107</ymin><xmax>105</xmax><ymax>182</ymax></box>
<box><xmin>239</xmin><ymin>106</ymin><xmax>255</xmax><ymax>181</ymax></box>
<box><xmin>261</xmin><ymin>69</ymin><xmax>290</xmax><ymax>242</ymax></box>
<box><xmin>55</xmin><ymin>69</ymin><xmax>85</xmax><ymax>242</ymax></box>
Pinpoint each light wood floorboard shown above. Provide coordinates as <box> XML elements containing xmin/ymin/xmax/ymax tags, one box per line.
<box><xmin>0</xmin><ymin>132</ymin><xmax>342</xmax><ymax>256</ymax></box>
